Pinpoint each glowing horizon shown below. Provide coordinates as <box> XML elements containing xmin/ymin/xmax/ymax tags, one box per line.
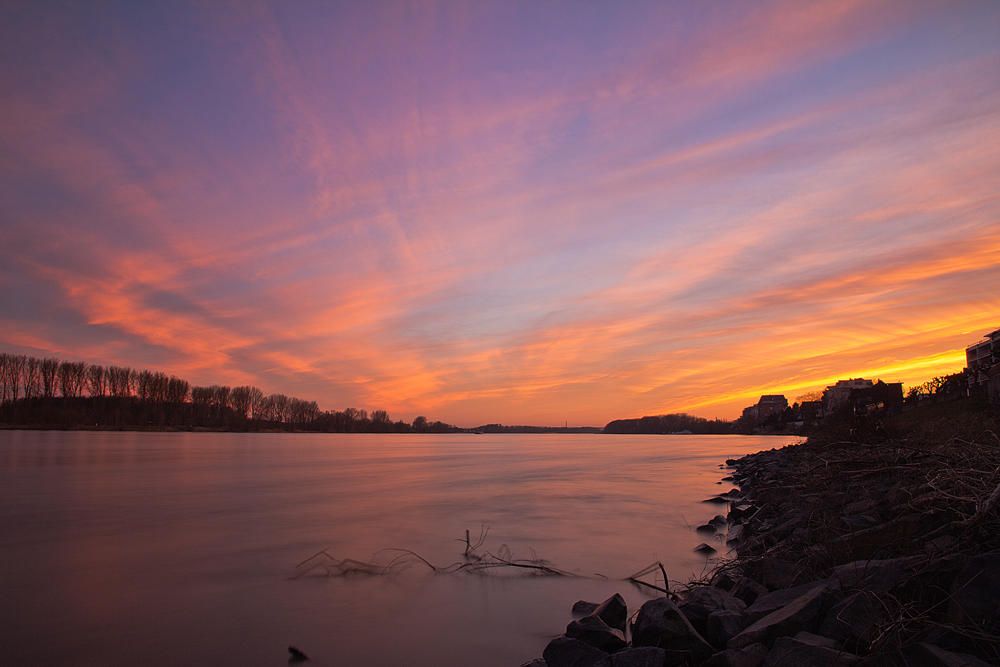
<box><xmin>2</xmin><ymin>1</ymin><xmax>998</xmax><ymax>426</ymax></box>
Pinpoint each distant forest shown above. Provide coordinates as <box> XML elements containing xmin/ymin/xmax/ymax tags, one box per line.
<box><xmin>0</xmin><ymin>352</ymin><xmax>458</xmax><ymax>433</ymax></box>
<box><xmin>603</xmin><ymin>413</ymin><xmax>732</xmax><ymax>434</ymax></box>
<box><xmin>473</xmin><ymin>424</ymin><xmax>603</xmax><ymax>434</ymax></box>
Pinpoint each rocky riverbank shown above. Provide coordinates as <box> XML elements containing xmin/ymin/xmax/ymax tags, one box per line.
<box><xmin>522</xmin><ymin>406</ymin><xmax>1000</xmax><ymax>666</ymax></box>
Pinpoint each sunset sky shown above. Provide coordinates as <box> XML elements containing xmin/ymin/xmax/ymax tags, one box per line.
<box><xmin>1</xmin><ymin>1</ymin><xmax>998</xmax><ymax>426</ymax></box>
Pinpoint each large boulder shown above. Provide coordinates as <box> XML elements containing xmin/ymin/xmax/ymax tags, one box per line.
<box><xmin>566</xmin><ymin>614</ymin><xmax>628</xmax><ymax>654</ymax></box>
<box><xmin>855</xmin><ymin>642</ymin><xmax>995</xmax><ymax>666</ymax></box>
<box><xmin>920</xmin><ymin>626</ymin><xmax>1000</xmax><ymax>664</ymax></box>
<box><xmin>593</xmin><ymin>647</ymin><xmax>667</xmax><ymax>667</ymax></box>
<box><xmin>894</xmin><ymin>554</ymin><xmax>966</xmax><ymax>610</ymax></box>
<box><xmin>679</xmin><ymin>586</ymin><xmax>746</xmax><ymax>638</ymax></box>
<box><xmin>729</xmin><ymin>577</ymin><xmax>769</xmax><ymax>606</ymax></box>
<box><xmin>729</xmin><ymin>580</ymin><xmax>841</xmax><ymax>649</ymax></box>
<box><xmin>702</xmin><ymin>643</ymin><xmax>768</xmax><ymax>667</ymax></box>
<box><xmin>819</xmin><ymin>592</ymin><xmax>887</xmax><ymax>650</ymax></box>
<box><xmin>683</xmin><ymin>586</ymin><xmax>747</xmax><ymax>613</ymax></box>
<box><xmin>824</xmin><ymin>514</ymin><xmax>924</xmax><ymax>563</ymax></box>
<box><xmin>840</xmin><ymin>515</ymin><xmax>879</xmax><ymax>532</ymax></box>
<box><xmin>594</xmin><ymin>593</ymin><xmax>629</xmax><ymax>632</ymax></box>
<box><xmin>728</xmin><ymin>504</ymin><xmax>758</xmax><ymax>523</ymax></box>
<box><xmin>948</xmin><ymin>553</ymin><xmax>1000</xmax><ymax>631</ymax></box>
<box><xmin>762</xmin><ymin>635</ymin><xmax>857</xmax><ymax>667</ymax></box>
<box><xmin>706</xmin><ymin>611</ymin><xmax>746</xmax><ymax>650</ymax></box>
<box><xmin>631</xmin><ymin>597</ymin><xmax>716</xmax><ymax>664</ymax></box>
<box><xmin>543</xmin><ymin>636</ymin><xmax>610</xmax><ymax>667</ymax></box>
<box><xmin>743</xmin><ymin>579</ymin><xmax>840</xmax><ymax>625</ymax></box>
<box><xmin>743</xmin><ymin>557</ymin><xmax>815</xmax><ymax>590</ymax></box>
<box><xmin>792</xmin><ymin>631</ymin><xmax>841</xmax><ymax>649</ymax></box>
<box><xmin>832</xmin><ymin>557</ymin><xmax>927</xmax><ymax>593</ymax></box>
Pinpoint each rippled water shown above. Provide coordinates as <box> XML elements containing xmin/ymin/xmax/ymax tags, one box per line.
<box><xmin>0</xmin><ymin>431</ymin><xmax>798</xmax><ymax>666</ymax></box>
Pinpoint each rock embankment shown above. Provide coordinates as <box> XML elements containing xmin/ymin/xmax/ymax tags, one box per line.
<box><xmin>523</xmin><ymin>434</ymin><xmax>1000</xmax><ymax>666</ymax></box>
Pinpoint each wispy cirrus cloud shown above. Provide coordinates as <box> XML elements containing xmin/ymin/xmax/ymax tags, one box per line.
<box><xmin>1</xmin><ymin>0</ymin><xmax>998</xmax><ymax>425</ymax></box>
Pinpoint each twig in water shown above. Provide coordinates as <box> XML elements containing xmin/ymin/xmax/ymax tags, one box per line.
<box><xmin>626</xmin><ymin>562</ymin><xmax>678</xmax><ymax>599</ymax></box>
<box><xmin>375</xmin><ymin>548</ymin><xmax>439</xmax><ymax>573</ymax></box>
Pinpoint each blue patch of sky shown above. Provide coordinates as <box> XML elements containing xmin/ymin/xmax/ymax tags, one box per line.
<box><xmin>77</xmin><ymin>8</ymin><xmax>284</xmax><ymax>179</ymax></box>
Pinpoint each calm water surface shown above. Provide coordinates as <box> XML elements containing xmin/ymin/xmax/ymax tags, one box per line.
<box><xmin>0</xmin><ymin>431</ymin><xmax>799</xmax><ymax>667</ymax></box>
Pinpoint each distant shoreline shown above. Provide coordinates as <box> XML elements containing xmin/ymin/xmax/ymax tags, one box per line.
<box><xmin>0</xmin><ymin>423</ymin><xmax>604</xmax><ymax>434</ymax></box>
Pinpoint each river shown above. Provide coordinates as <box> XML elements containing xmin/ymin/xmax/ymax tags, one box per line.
<box><xmin>0</xmin><ymin>431</ymin><xmax>799</xmax><ymax>666</ymax></box>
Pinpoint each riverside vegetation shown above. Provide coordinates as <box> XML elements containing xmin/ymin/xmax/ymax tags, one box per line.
<box><xmin>522</xmin><ymin>395</ymin><xmax>1000</xmax><ymax>667</ymax></box>
<box><xmin>0</xmin><ymin>352</ymin><xmax>458</xmax><ymax>432</ymax></box>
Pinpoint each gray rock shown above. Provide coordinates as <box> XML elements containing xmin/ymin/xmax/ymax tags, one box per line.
<box><xmin>840</xmin><ymin>514</ymin><xmax>879</xmax><ymax>532</ymax></box>
<box><xmin>832</xmin><ymin>559</ymin><xmax>896</xmax><ymax>590</ymax></box>
<box><xmin>729</xmin><ymin>504</ymin><xmax>757</xmax><ymax>523</ymax></box>
<box><xmin>769</xmin><ymin>513</ymin><xmax>807</xmax><ymax>541</ymax></box>
<box><xmin>729</xmin><ymin>576</ymin><xmax>769</xmax><ymax>606</ymax></box>
<box><xmin>684</xmin><ymin>586</ymin><xmax>747</xmax><ymax>613</ymax></box>
<box><xmin>744</xmin><ymin>579</ymin><xmax>840</xmax><ymax>625</ymax></box>
<box><xmin>818</xmin><ymin>592</ymin><xmax>886</xmax><ymax>649</ymax></box>
<box><xmin>924</xmin><ymin>535</ymin><xmax>956</xmax><ymax>555</ymax></box>
<box><xmin>521</xmin><ymin>660</ymin><xmax>547</xmax><ymax>667</ymax></box>
<box><xmin>855</xmin><ymin>642</ymin><xmax>995</xmax><ymax>666</ymax></box>
<box><xmin>543</xmin><ymin>636</ymin><xmax>610</xmax><ymax>667</ymax></box>
<box><xmin>574</xmin><ymin>600</ymin><xmax>601</xmax><ymax>616</ymax></box>
<box><xmin>743</xmin><ymin>558</ymin><xmax>815</xmax><ymax>590</ymax></box>
<box><xmin>920</xmin><ymin>626</ymin><xmax>1000</xmax><ymax>664</ymax></box>
<box><xmin>679</xmin><ymin>586</ymin><xmax>747</xmax><ymax>641</ymax></box>
<box><xmin>706</xmin><ymin>610</ymin><xmax>746</xmax><ymax>649</ymax></box>
<box><xmin>825</xmin><ymin>514</ymin><xmax>923</xmax><ymax>563</ymax></box>
<box><xmin>832</xmin><ymin>557</ymin><xmax>926</xmax><ymax>593</ymax></box>
<box><xmin>730</xmin><ymin>580</ymin><xmax>841</xmax><ymax>649</ymax></box>
<box><xmin>949</xmin><ymin>552</ymin><xmax>1000</xmax><ymax>631</ymax></box>
<box><xmin>711</xmin><ymin>572</ymin><xmax>738</xmax><ymax>592</ymax></box>
<box><xmin>899</xmin><ymin>554</ymin><xmax>968</xmax><ymax>613</ymax></box>
<box><xmin>735</xmin><ymin>536</ymin><xmax>767</xmax><ymax>560</ymax></box>
<box><xmin>842</xmin><ymin>497</ymin><xmax>875</xmax><ymax>516</ymax></box>
<box><xmin>703</xmin><ymin>643</ymin><xmax>768</xmax><ymax>667</ymax></box>
<box><xmin>763</xmin><ymin>636</ymin><xmax>857</xmax><ymax>666</ymax></box>
<box><xmin>631</xmin><ymin>597</ymin><xmax>715</xmax><ymax>664</ymax></box>
<box><xmin>592</xmin><ymin>647</ymin><xmax>667</xmax><ymax>667</ymax></box>
<box><xmin>793</xmin><ymin>631</ymin><xmax>841</xmax><ymax>649</ymax></box>
<box><xmin>566</xmin><ymin>615</ymin><xmax>628</xmax><ymax>654</ymax></box>
<box><xmin>910</xmin><ymin>643</ymin><xmax>995</xmax><ymax>667</ymax></box>
<box><xmin>594</xmin><ymin>593</ymin><xmax>629</xmax><ymax>632</ymax></box>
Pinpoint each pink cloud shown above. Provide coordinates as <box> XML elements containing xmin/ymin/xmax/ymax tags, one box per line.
<box><xmin>1</xmin><ymin>1</ymin><xmax>998</xmax><ymax>425</ymax></box>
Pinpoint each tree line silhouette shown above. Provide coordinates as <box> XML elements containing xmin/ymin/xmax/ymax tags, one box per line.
<box><xmin>0</xmin><ymin>352</ymin><xmax>457</xmax><ymax>433</ymax></box>
<box><xmin>603</xmin><ymin>413</ymin><xmax>732</xmax><ymax>434</ymax></box>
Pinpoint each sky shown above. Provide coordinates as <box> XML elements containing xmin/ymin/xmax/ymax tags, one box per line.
<box><xmin>1</xmin><ymin>0</ymin><xmax>998</xmax><ymax>427</ymax></box>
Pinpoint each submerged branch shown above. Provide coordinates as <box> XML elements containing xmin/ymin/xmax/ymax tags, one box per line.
<box><xmin>294</xmin><ymin>530</ymin><xmax>612</xmax><ymax>582</ymax></box>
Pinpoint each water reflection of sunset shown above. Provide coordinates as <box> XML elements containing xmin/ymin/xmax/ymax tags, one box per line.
<box><xmin>0</xmin><ymin>431</ymin><xmax>797</xmax><ymax>665</ymax></box>
<box><xmin>1</xmin><ymin>2</ymin><xmax>998</xmax><ymax>426</ymax></box>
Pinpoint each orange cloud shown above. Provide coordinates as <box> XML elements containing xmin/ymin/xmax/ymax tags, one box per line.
<box><xmin>1</xmin><ymin>1</ymin><xmax>998</xmax><ymax>426</ymax></box>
